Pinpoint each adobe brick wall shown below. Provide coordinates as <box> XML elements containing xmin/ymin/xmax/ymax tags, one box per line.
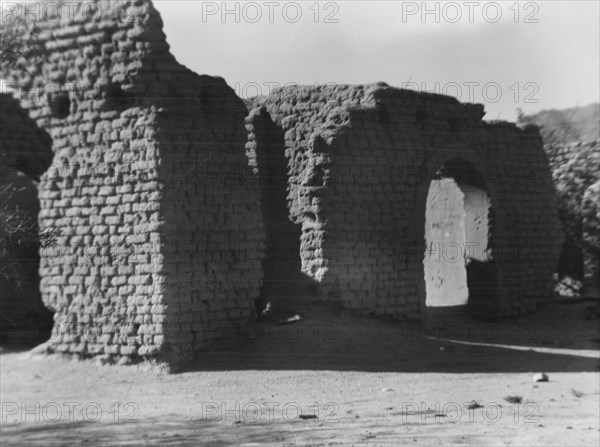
<box><xmin>247</xmin><ymin>83</ymin><xmax>562</xmax><ymax>317</ymax></box>
<box><xmin>3</xmin><ymin>0</ymin><xmax>264</xmax><ymax>364</ymax></box>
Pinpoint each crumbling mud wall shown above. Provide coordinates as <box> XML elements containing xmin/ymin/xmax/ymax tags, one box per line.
<box><xmin>2</xmin><ymin>1</ymin><xmax>567</xmax><ymax>362</ymax></box>
<box><xmin>155</xmin><ymin>80</ymin><xmax>264</xmax><ymax>362</ymax></box>
<box><xmin>3</xmin><ymin>0</ymin><xmax>264</xmax><ymax>364</ymax></box>
<box><xmin>248</xmin><ymin>83</ymin><xmax>562</xmax><ymax>317</ymax></box>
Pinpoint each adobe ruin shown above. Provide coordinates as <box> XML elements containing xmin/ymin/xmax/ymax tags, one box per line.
<box><xmin>247</xmin><ymin>84</ymin><xmax>563</xmax><ymax>317</ymax></box>
<box><xmin>2</xmin><ymin>0</ymin><xmax>563</xmax><ymax>364</ymax></box>
<box><xmin>3</xmin><ymin>0</ymin><xmax>264</xmax><ymax>363</ymax></box>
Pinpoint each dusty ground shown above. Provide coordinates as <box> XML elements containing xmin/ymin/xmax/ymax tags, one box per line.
<box><xmin>1</xmin><ymin>299</ymin><xmax>599</xmax><ymax>446</ymax></box>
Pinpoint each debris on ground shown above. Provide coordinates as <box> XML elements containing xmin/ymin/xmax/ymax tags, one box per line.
<box><xmin>466</xmin><ymin>401</ymin><xmax>484</xmax><ymax>410</ymax></box>
<box><xmin>571</xmin><ymin>388</ymin><xmax>584</xmax><ymax>398</ymax></box>
<box><xmin>533</xmin><ymin>372</ymin><xmax>549</xmax><ymax>382</ymax></box>
<box><xmin>504</xmin><ymin>395</ymin><xmax>523</xmax><ymax>404</ymax></box>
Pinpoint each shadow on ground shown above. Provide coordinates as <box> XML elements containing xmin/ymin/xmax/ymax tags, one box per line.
<box><xmin>176</xmin><ymin>298</ymin><xmax>600</xmax><ymax>374</ymax></box>
<box><xmin>1</xmin><ymin>299</ymin><xmax>598</xmax><ymax>374</ymax></box>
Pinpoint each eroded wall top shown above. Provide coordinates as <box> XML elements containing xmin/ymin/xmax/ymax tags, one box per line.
<box><xmin>2</xmin><ymin>0</ymin><xmax>245</xmax><ymax>133</ymax></box>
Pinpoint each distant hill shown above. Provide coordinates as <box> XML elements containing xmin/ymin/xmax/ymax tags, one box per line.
<box><xmin>517</xmin><ymin>103</ymin><xmax>599</xmax><ymax>146</ymax></box>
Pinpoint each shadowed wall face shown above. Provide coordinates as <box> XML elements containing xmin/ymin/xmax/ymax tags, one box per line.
<box><xmin>250</xmin><ymin>109</ymin><xmax>302</xmax><ymax>291</ymax></box>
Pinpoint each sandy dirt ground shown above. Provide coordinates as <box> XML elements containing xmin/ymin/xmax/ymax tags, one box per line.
<box><xmin>1</xmin><ymin>300</ymin><xmax>599</xmax><ymax>446</ymax></box>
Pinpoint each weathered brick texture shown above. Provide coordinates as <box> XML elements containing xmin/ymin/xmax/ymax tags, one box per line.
<box><xmin>3</xmin><ymin>0</ymin><xmax>264</xmax><ymax>363</ymax></box>
<box><xmin>3</xmin><ymin>1</ymin><xmax>567</xmax><ymax>365</ymax></box>
<box><xmin>247</xmin><ymin>84</ymin><xmax>562</xmax><ymax>317</ymax></box>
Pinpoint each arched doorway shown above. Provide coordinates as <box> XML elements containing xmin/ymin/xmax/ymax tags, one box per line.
<box><xmin>422</xmin><ymin>159</ymin><xmax>499</xmax><ymax>315</ymax></box>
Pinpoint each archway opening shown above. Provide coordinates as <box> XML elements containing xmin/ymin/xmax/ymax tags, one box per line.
<box><xmin>423</xmin><ymin>160</ymin><xmax>499</xmax><ymax>315</ymax></box>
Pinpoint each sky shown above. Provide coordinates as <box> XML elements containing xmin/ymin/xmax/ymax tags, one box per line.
<box><xmin>1</xmin><ymin>1</ymin><xmax>599</xmax><ymax>121</ymax></box>
<box><xmin>154</xmin><ymin>0</ymin><xmax>599</xmax><ymax>121</ymax></box>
